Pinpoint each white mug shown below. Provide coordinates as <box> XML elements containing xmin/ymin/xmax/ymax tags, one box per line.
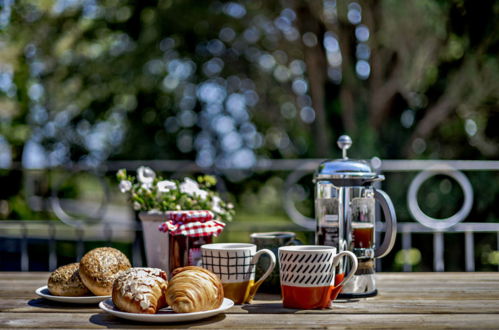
<box><xmin>279</xmin><ymin>245</ymin><xmax>358</xmax><ymax>309</ymax></box>
<box><xmin>201</xmin><ymin>243</ymin><xmax>276</xmax><ymax>304</ymax></box>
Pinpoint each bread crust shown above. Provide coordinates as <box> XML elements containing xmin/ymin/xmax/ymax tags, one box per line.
<box><xmin>112</xmin><ymin>268</ymin><xmax>168</xmax><ymax>314</ymax></box>
<box><xmin>79</xmin><ymin>247</ymin><xmax>131</xmax><ymax>296</ymax></box>
<box><xmin>166</xmin><ymin>266</ymin><xmax>224</xmax><ymax>313</ymax></box>
<box><xmin>48</xmin><ymin>263</ymin><xmax>90</xmax><ymax>296</ymax></box>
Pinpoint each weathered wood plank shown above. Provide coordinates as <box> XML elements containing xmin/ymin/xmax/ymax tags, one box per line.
<box><xmin>1</xmin><ymin>272</ymin><xmax>497</xmax><ymax>280</ymax></box>
<box><xmin>7</xmin><ymin>285</ymin><xmax>497</xmax><ymax>298</ymax></box>
<box><xmin>3</xmin><ymin>275</ymin><xmax>497</xmax><ymax>289</ymax></box>
<box><xmin>376</xmin><ymin>272</ymin><xmax>499</xmax><ymax>279</ymax></box>
<box><xmin>237</xmin><ymin>299</ymin><xmax>499</xmax><ymax>314</ymax></box>
<box><xmin>0</xmin><ymin>298</ymin><xmax>102</xmax><ymax>313</ymax></box>
<box><xmin>4</xmin><ymin>285</ymin><xmax>498</xmax><ymax>300</ymax></box>
<box><xmin>0</xmin><ymin>272</ymin><xmax>50</xmax><ymax>280</ymax></box>
<box><xmin>1</xmin><ymin>272</ymin><xmax>498</xmax><ymax>328</ymax></box>
<box><xmin>1</xmin><ymin>312</ymin><xmax>499</xmax><ymax>329</ymax></box>
<box><xmin>3</xmin><ymin>296</ymin><xmax>499</xmax><ymax>315</ymax></box>
<box><xmin>3</xmin><ymin>272</ymin><xmax>498</xmax><ymax>286</ymax></box>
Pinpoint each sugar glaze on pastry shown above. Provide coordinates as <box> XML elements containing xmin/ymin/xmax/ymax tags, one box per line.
<box><xmin>112</xmin><ymin>267</ymin><xmax>168</xmax><ymax>314</ymax></box>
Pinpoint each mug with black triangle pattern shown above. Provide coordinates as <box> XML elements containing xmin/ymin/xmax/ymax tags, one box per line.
<box><xmin>278</xmin><ymin>245</ymin><xmax>358</xmax><ymax>309</ymax></box>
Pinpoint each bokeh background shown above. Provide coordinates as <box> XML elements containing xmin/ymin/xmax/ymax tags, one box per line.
<box><xmin>0</xmin><ymin>0</ymin><xmax>498</xmax><ymax>271</ymax></box>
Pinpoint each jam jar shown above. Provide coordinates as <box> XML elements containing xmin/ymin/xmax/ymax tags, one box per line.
<box><xmin>158</xmin><ymin>210</ymin><xmax>225</xmax><ymax>277</ymax></box>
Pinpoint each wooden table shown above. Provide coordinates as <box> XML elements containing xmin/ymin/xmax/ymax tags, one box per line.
<box><xmin>1</xmin><ymin>272</ymin><xmax>499</xmax><ymax>329</ymax></box>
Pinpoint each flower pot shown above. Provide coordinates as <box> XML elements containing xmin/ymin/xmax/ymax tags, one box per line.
<box><xmin>138</xmin><ymin>211</ymin><xmax>169</xmax><ymax>271</ymax></box>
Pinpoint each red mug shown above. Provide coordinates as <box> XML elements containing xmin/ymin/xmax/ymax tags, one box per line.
<box><xmin>279</xmin><ymin>245</ymin><xmax>358</xmax><ymax>309</ymax></box>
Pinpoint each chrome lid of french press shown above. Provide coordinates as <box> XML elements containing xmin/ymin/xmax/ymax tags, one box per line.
<box><xmin>314</xmin><ymin>135</ymin><xmax>384</xmax><ymax>183</ymax></box>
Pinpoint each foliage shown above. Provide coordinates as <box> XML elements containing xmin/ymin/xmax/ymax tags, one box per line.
<box><xmin>0</xmin><ymin>0</ymin><xmax>497</xmax><ymax>170</ymax></box>
<box><xmin>116</xmin><ymin>167</ymin><xmax>235</xmax><ymax>222</ymax></box>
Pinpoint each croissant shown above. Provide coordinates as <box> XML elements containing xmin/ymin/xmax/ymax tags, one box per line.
<box><xmin>112</xmin><ymin>268</ymin><xmax>168</xmax><ymax>314</ymax></box>
<box><xmin>165</xmin><ymin>266</ymin><xmax>224</xmax><ymax>313</ymax></box>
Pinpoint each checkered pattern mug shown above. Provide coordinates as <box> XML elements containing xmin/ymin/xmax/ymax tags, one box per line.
<box><xmin>279</xmin><ymin>245</ymin><xmax>358</xmax><ymax>309</ymax></box>
<box><xmin>201</xmin><ymin>243</ymin><xmax>276</xmax><ymax>304</ymax></box>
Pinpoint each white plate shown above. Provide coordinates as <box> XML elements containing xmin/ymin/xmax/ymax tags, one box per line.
<box><xmin>35</xmin><ymin>286</ymin><xmax>110</xmax><ymax>304</ymax></box>
<box><xmin>99</xmin><ymin>298</ymin><xmax>234</xmax><ymax>323</ymax></box>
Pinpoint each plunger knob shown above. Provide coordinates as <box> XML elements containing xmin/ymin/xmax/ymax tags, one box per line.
<box><xmin>337</xmin><ymin>135</ymin><xmax>352</xmax><ymax>159</ymax></box>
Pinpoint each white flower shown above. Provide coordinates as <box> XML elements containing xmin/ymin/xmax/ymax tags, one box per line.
<box><xmin>180</xmin><ymin>178</ymin><xmax>209</xmax><ymax>200</ymax></box>
<box><xmin>140</xmin><ymin>182</ymin><xmax>152</xmax><ymax>191</ymax></box>
<box><xmin>133</xmin><ymin>201</ymin><xmax>141</xmax><ymax>210</ymax></box>
<box><xmin>212</xmin><ymin>195</ymin><xmax>221</xmax><ymax>205</ymax></box>
<box><xmin>137</xmin><ymin>166</ymin><xmax>156</xmax><ymax>185</ymax></box>
<box><xmin>212</xmin><ymin>195</ymin><xmax>222</xmax><ymax>213</ymax></box>
<box><xmin>157</xmin><ymin>180</ymin><xmax>176</xmax><ymax>193</ymax></box>
<box><xmin>180</xmin><ymin>177</ymin><xmax>200</xmax><ymax>195</ymax></box>
<box><xmin>212</xmin><ymin>204</ymin><xmax>222</xmax><ymax>213</ymax></box>
<box><xmin>194</xmin><ymin>189</ymin><xmax>208</xmax><ymax>200</ymax></box>
<box><xmin>119</xmin><ymin>180</ymin><xmax>132</xmax><ymax>193</ymax></box>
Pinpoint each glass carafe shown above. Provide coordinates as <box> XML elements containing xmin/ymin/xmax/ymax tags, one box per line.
<box><xmin>314</xmin><ymin>135</ymin><xmax>397</xmax><ymax>298</ymax></box>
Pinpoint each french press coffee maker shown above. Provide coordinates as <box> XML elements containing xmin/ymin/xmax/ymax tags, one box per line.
<box><xmin>314</xmin><ymin>135</ymin><xmax>397</xmax><ymax>298</ymax></box>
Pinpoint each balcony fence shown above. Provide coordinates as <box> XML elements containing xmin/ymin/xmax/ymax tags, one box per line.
<box><xmin>0</xmin><ymin>159</ymin><xmax>498</xmax><ymax>272</ymax></box>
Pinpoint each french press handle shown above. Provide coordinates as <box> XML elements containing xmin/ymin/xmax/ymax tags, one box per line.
<box><xmin>374</xmin><ymin>189</ymin><xmax>397</xmax><ymax>258</ymax></box>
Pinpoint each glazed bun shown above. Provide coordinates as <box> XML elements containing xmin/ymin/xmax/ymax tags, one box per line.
<box><xmin>47</xmin><ymin>263</ymin><xmax>90</xmax><ymax>296</ymax></box>
<box><xmin>112</xmin><ymin>267</ymin><xmax>168</xmax><ymax>314</ymax></box>
<box><xmin>79</xmin><ymin>247</ymin><xmax>131</xmax><ymax>296</ymax></box>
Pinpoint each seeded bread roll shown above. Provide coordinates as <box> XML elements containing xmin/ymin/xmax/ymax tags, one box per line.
<box><xmin>79</xmin><ymin>247</ymin><xmax>131</xmax><ymax>296</ymax></box>
<box><xmin>112</xmin><ymin>267</ymin><xmax>168</xmax><ymax>314</ymax></box>
<box><xmin>47</xmin><ymin>263</ymin><xmax>90</xmax><ymax>296</ymax></box>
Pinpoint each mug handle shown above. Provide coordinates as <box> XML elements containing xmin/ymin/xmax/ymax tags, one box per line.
<box><xmin>331</xmin><ymin>251</ymin><xmax>358</xmax><ymax>288</ymax></box>
<box><xmin>247</xmin><ymin>249</ymin><xmax>276</xmax><ymax>301</ymax></box>
<box><xmin>285</xmin><ymin>239</ymin><xmax>303</xmax><ymax>246</ymax></box>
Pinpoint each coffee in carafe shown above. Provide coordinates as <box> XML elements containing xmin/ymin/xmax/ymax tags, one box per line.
<box><xmin>351</xmin><ymin>197</ymin><xmax>375</xmax><ymax>249</ymax></box>
<box><xmin>352</xmin><ymin>223</ymin><xmax>374</xmax><ymax>249</ymax></box>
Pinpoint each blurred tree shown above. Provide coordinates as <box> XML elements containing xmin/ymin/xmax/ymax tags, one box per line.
<box><xmin>288</xmin><ymin>0</ymin><xmax>499</xmax><ymax>158</ymax></box>
<box><xmin>0</xmin><ymin>0</ymin><xmax>498</xmax><ymax>170</ymax></box>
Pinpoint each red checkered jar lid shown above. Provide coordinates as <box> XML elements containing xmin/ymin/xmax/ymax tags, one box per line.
<box><xmin>158</xmin><ymin>210</ymin><xmax>225</xmax><ymax>237</ymax></box>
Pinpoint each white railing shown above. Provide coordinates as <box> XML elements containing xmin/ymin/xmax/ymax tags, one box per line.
<box><xmin>0</xmin><ymin>220</ymin><xmax>143</xmax><ymax>271</ymax></box>
<box><xmin>1</xmin><ymin>159</ymin><xmax>498</xmax><ymax>272</ymax></box>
